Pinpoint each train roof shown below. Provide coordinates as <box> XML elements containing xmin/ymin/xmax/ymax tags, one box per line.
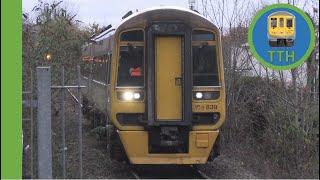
<box><xmin>82</xmin><ymin>6</ymin><xmax>220</xmax><ymax>57</ymax></box>
<box><xmin>90</xmin><ymin>6</ymin><xmax>218</xmax><ymax>43</ymax></box>
<box><xmin>119</xmin><ymin>6</ymin><xmax>210</xmax><ymax>27</ymax></box>
<box><xmin>268</xmin><ymin>11</ymin><xmax>295</xmax><ymax>17</ymax></box>
<box><xmin>116</xmin><ymin>6</ymin><xmax>220</xmax><ymax>34</ymax></box>
<box><xmin>94</xmin><ymin>32</ymin><xmax>114</xmax><ymax>42</ymax></box>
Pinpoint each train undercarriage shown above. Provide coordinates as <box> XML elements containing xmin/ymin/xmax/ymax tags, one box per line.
<box><xmin>269</xmin><ymin>39</ymin><xmax>294</xmax><ymax>47</ymax></box>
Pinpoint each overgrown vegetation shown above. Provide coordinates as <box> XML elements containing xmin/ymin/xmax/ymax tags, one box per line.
<box><xmin>222</xmin><ymin>76</ymin><xmax>319</xmax><ymax>178</ymax></box>
<box><xmin>22</xmin><ymin>1</ymin><xmax>104</xmax><ymax>178</ymax></box>
<box><xmin>200</xmin><ymin>0</ymin><xmax>319</xmax><ymax>178</ymax></box>
<box><xmin>22</xmin><ymin>0</ymin><xmax>102</xmax><ymax>90</ymax></box>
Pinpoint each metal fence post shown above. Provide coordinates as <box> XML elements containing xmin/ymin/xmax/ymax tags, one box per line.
<box><xmin>30</xmin><ymin>69</ymin><xmax>34</xmax><ymax>179</ymax></box>
<box><xmin>89</xmin><ymin>61</ymin><xmax>93</xmax><ymax>102</ymax></box>
<box><xmin>60</xmin><ymin>66</ymin><xmax>66</xmax><ymax>178</ymax></box>
<box><xmin>37</xmin><ymin>67</ymin><xmax>52</xmax><ymax>179</ymax></box>
<box><xmin>77</xmin><ymin>65</ymin><xmax>83</xmax><ymax>178</ymax></box>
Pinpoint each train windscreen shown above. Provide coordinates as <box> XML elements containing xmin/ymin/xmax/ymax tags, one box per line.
<box><xmin>117</xmin><ymin>30</ymin><xmax>144</xmax><ymax>87</ymax></box>
<box><xmin>192</xmin><ymin>45</ymin><xmax>219</xmax><ymax>86</ymax></box>
<box><xmin>271</xmin><ymin>18</ymin><xmax>277</xmax><ymax>28</ymax></box>
<box><xmin>192</xmin><ymin>30</ymin><xmax>219</xmax><ymax>86</ymax></box>
<box><xmin>117</xmin><ymin>45</ymin><xmax>144</xmax><ymax>86</ymax></box>
<box><xmin>120</xmin><ymin>30</ymin><xmax>144</xmax><ymax>41</ymax></box>
<box><xmin>192</xmin><ymin>30</ymin><xmax>215</xmax><ymax>41</ymax></box>
<box><xmin>287</xmin><ymin>18</ymin><xmax>293</xmax><ymax>27</ymax></box>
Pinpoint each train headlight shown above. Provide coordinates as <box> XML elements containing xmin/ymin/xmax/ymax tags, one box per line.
<box><xmin>196</xmin><ymin>92</ymin><xmax>203</xmax><ymax>99</ymax></box>
<box><xmin>133</xmin><ymin>93</ymin><xmax>141</xmax><ymax>99</ymax></box>
<box><xmin>193</xmin><ymin>91</ymin><xmax>220</xmax><ymax>100</ymax></box>
<box><xmin>117</xmin><ymin>91</ymin><xmax>144</xmax><ymax>101</ymax></box>
<box><xmin>123</xmin><ymin>92</ymin><xmax>133</xmax><ymax>101</ymax></box>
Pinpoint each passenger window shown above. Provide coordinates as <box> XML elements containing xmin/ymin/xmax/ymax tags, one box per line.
<box><xmin>287</xmin><ymin>18</ymin><xmax>293</xmax><ymax>28</ymax></box>
<box><xmin>271</xmin><ymin>18</ymin><xmax>277</xmax><ymax>28</ymax></box>
<box><xmin>117</xmin><ymin>45</ymin><xmax>144</xmax><ymax>86</ymax></box>
<box><xmin>103</xmin><ymin>56</ymin><xmax>108</xmax><ymax>83</ymax></box>
<box><xmin>120</xmin><ymin>30</ymin><xmax>144</xmax><ymax>41</ymax></box>
<box><xmin>192</xmin><ymin>30</ymin><xmax>215</xmax><ymax>41</ymax></box>
<box><xmin>280</xmin><ymin>18</ymin><xmax>284</xmax><ymax>27</ymax></box>
<box><xmin>93</xmin><ymin>61</ymin><xmax>97</xmax><ymax>80</ymax></box>
<box><xmin>107</xmin><ymin>53</ymin><xmax>112</xmax><ymax>84</ymax></box>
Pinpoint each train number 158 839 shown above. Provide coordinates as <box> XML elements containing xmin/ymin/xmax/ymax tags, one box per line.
<box><xmin>195</xmin><ymin>104</ymin><xmax>218</xmax><ymax>111</ymax></box>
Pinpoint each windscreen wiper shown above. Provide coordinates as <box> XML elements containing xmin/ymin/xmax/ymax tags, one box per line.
<box><xmin>199</xmin><ymin>41</ymin><xmax>208</xmax><ymax>48</ymax></box>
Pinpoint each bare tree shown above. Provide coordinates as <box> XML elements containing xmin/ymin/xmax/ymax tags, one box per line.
<box><xmin>200</xmin><ymin>0</ymin><xmax>319</xmax><ymax>178</ymax></box>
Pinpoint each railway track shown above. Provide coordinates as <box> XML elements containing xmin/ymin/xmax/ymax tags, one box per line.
<box><xmin>129</xmin><ymin>165</ymin><xmax>212</xmax><ymax>179</ymax></box>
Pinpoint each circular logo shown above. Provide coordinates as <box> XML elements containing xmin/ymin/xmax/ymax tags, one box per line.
<box><xmin>248</xmin><ymin>4</ymin><xmax>315</xmax><ymax>70</ymax></box>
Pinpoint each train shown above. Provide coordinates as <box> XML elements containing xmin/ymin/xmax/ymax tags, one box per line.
<box><xmin>81</xmin><ymin>6</ymin><xmax>225</xmax><ymax>165</ymax></box>
<box><xmin>268</xmin><ymin>11</ymin><xmax>295</xmax><ymax>47</ymax></box>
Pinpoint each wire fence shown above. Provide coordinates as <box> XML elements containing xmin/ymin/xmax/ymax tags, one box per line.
<box><xmin>22</xmin><ymin>65</ymin><xmax>86</xmax><ymax>179</ymax></box>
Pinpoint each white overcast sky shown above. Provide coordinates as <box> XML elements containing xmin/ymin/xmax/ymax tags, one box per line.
<box><xmin>22</xmin><ymin>0</ymin><xmax>190</xmax><ymax>27</ymax></box>
<box><xmin>22</xmin><ymin>0</ymin><xmax>317</xmax><ymax>28</ymax></box>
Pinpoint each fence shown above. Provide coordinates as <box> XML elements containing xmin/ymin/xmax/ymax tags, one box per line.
<box><xmin>22</xmin><ymin>65</ymin><xmax>86</xmax><ymax>179</ymax></box>
<box><xmin>22</xmin><ymin>69</ymin><xmax>34</xmax><ymax>179</ymax></box>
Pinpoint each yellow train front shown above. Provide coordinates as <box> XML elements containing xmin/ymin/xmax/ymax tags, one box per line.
<box><xmin>106</xmin><ymin>7</ymin><xmax>226</xmax><ymax>165</ymax></box>
<box><xmin>268</xmin><ymin>11</ymin><xmax>295</xmax><ymax>47</ymax></box>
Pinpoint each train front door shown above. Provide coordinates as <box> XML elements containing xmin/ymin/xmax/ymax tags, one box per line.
<box><xmin>155</xmin><ymin>36</ymin><xmax>182</xmax><ymax>121</ymax></box>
